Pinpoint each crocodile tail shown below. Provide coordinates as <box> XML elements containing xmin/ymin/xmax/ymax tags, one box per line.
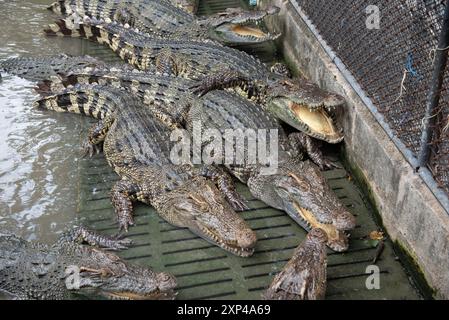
<box><xmin>44</xmin><ymin>18</ymin><xmax>104</xmax><ymax>42</ymax></box>
<box><xmin>33</xmin><ymin>84</ymin><xmax>118</xmax><ymax>120</ymax></box>
<box><xmin>47</xmin><ymin>0</ymin><xmax>74</xmax><ymax>15</ymax></box>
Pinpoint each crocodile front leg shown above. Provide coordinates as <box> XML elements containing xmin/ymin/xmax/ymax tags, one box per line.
<box><xmin>62</xmin><ymin>226</ymin><xmax>133</xmax><ymax>250</ymax></box>
<box><xmin>190</xmin><ymin>69</ymin><xmax>257</xmax><ymax>98</ymax></box>
<box><xmin>83</xmin><ymin>116</ymin><xmax>114</xmax><ymax>157</ymax></box>
<box><xmin>288</xmin><ymin>132</ymin><xmax>340</xmax><ymax>170</ymax></box>
<box><xmin>198</xmin><ymin>165</ymin><xmax>249</xmax><ymax>211</ymax></box>
<box><xmin>111</xmin><ymin>179</ymin><xmax>140</xmax><ymax>232</ymax></box>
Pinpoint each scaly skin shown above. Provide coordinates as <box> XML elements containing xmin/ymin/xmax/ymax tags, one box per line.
<box><xmin>0</xmin><ymin>227</ymin><xmax>177</xmax><ymax>300</ymax></box>
<box><xmin>48</xmin><ymin>0</ymin><xmax>280</xmax><ymax>45</ymax></box>
<box><xmin>0</xmin><ymin>54</ymin><xmax>102</xmax><ymax>81</ymax></box>
<box><xmin>262</xmin><ymin>228</ymin><xmax>328</xmax><ymax>300</ymax></box>
<box><xmin>39</xmin><ymin>68</ymin><xmax>356</xmax><ymax>252</ymax></box>
<box><xmin>44</xmin><ymin>18</ymin><xmax>345</xmax><ymax>148</ymax></box>
<box><xmin>33</xmin><ymin>85</ymin><xmax>256</xmax><ymax>257</ymax></box>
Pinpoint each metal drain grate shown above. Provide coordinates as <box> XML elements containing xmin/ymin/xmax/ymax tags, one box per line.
<box><xmin>77</xmin><ymin>151</ymin><xmax>420</xmax><ymax>300</ymax></box>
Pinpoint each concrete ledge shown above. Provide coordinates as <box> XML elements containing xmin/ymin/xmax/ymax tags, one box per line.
<box><xmin>262</xmin><ymin>0</ymin><xmax>449</xmax><ymax>299</ymax></box>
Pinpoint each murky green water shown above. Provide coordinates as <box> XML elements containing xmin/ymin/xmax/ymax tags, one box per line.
<box><xmin>0</xmin><ymin>0</ymin><xmax>100</xmax><ymax>243</ymax></box>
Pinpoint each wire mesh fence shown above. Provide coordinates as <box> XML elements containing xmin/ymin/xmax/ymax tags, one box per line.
<box><xmin>296</xmin><ymin>0</ymin><xmax>449</xmax><ymax>193</ymax></box>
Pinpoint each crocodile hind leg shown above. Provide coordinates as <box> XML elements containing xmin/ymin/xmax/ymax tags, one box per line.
<box><xmin>111</xmin><ymin>179</ymin><xmax>140</xmax><ymax>232</ymax></box>
<box><xmin>82</xmin><ymin>116</ymin><xmax>114</xmax><ymax>157</ymax></box>
<box><xmin>288</xmin><ymin>132</ymin><xmax>340</xmax><ymax>170</ymax></box>
<box><xmin>198</xmin><ymin>165</ymin><xmax>249</xmax><ymax>211</ymax></box>
<box><xmin>60</xmin><ymin>226</ymin><xmax>132</xmax><ymax>250</ymax></box>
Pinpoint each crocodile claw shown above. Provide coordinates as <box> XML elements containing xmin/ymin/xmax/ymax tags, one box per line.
<box><xmin>82</xmin><ymin>140</ymin><xmax>102</xmax><ymax>158</ymax></box>
<box><xmin>190</xmin><ymin>82</ymin><xmax>211</xmax><ymax>98</ymax></box>
<box><xmin>118</xmin><ymin>216</ymin><xmax>134</xmax><ymax>233</ymax></box>
<box><xmin>104</xmin><ymin>237</ymin><xmax>133</xmax><ymax>251</ymax></box>
<box><xmin>320</xmin><ymin>158</ymin><xmax>341</xmax><ymax>171</ymax></box>
<box><xmin>228</xmin><ymin>195</ymin><xmax>249</xmax><ymax>212</ymax></box>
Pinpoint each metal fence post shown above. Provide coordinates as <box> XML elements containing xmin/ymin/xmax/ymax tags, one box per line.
<box><xmin>417</xmin><ymin>0</ymin><xmax>449</xmax><ymax>170</ymax></box>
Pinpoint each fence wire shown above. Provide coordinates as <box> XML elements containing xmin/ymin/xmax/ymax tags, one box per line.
<box><xmin>296</xmin><ymin>0</ymin><xmax>449</xmax><ymax>193</ymax></box>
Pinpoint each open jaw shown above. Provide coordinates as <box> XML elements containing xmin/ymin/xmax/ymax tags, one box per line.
<box><xmin>291</xmin><ymin>203</ymin><xmax>349</xmax><ymax>252</ymax></box>
<box><xmin>215</xmin><ymin>22</ymin><xmax>280</xmax><ymax>43</ymax></box>
<box><xmin>212</xmin><ymin>8</ymin><xmax>281</xmax><ymax>44</ymax></box>
<box><xmin>288</xmin><ymin>101</ymin><xmax>344</xmax><ymax>143</ymax></box>
<box><xmin>196</xmin><ymin>225</ymin><xmax>256</xmax><ymax>257</ymax></box>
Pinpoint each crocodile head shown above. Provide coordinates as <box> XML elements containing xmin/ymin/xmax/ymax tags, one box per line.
<box><xmin>248</xmin><ymin>160</ymin><xmax>356</xmax><ymax>252</ymax></box>
<box><xmin>264</xmin><ymin>77</ymin><xmax>345</xmax><ymax>144</ymax></box>
<box><xmin>201</xmin><ymin>6</ymin><xmax>281</xmax><ymax>45</ymax></box>
<box><xmin>67</xmin><ymin>247</ymin><xmax>177</xmax><ymax>300</ymax></box>
<box><xmin>263</xmin><ymin>228</ymin><xmax>328</xmax><ymax>300</ymax></box>
<box><xmin>155</xmin><ymin>177</ymin><xmax>257</xmax><ymax>257</ymax></box>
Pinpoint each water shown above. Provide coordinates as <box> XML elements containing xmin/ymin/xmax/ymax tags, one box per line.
<box><xmin>0</xmin><ymin>0</ymin><xmax>100</xmax><ymax>243</ymax></box>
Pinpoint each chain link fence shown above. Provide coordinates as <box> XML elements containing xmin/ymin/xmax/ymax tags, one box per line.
<box><xmin>296</xmin><ymin>0</ymin><xmax>449</xmax><ymax>193</ymax></box>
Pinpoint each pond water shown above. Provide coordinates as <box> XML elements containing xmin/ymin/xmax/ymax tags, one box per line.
<box><xmin>0</xmin><ymin>0</ymin><xmax>99</xmax><ymax>243</ymax></box>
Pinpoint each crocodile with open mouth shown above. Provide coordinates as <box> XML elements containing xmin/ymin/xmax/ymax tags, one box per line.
<box><xmin>263</xmin><ymin>228</ymin><xmax>328</xmax><ymax>300</ymax></box>
<box><xmin>0</xmin><ymin>226</ymin><xmax>177</xmax><ymax>300</ymax></box>
<box><xmin>38</xmin><ymin>67</ymin><xmax>356</xmax><ymax>251</ymax></box>
<box><xmin>48</xmin><ymin>0</ymin><xmax>281</xmax><ymax>46</ymax></box>
<box><xmin>33</xmin><ymin>84</ymin><xmax>257</xmax><ymax>257</ymax></box>
<box><xmin>44</xmin><ymin>19</ymin><xmax>345</xmax><ymax>168</ymax></box>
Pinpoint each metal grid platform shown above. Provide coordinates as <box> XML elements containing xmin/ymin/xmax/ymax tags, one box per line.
<box><xmin>76</xmin><ymin>148</ymin><xmax>420</xmax><ymax>300</ymax></box>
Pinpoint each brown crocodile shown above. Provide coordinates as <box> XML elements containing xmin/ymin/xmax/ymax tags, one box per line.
<box><xmin>0</xmin><ymin>226</ymin><xmax>177</xmax><ymax>300</ymax></box>
<box><xmin>48</xmin><ymin>0</ymin><xmax>281</xmax><ymax>46</ymax></box>
<box><xmin>37</xmin><ymin>68</ymin><xmax>356</xmax><ymax>252</ymax></box>
<box><xmin>33</xmin><ymin>84</ymin><xmax>257</xmax><ymax>257</ymax></box>
<box><xmin>263</xmin><ymin>228</ymin><xmax>328</xmax><ymax>300</ymax></box>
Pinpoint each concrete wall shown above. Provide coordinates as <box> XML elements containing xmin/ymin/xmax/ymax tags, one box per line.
<box><xmin>261</xmin><ymin>0</ymin><xmax>449</xmax><ymax>299</ymax></box>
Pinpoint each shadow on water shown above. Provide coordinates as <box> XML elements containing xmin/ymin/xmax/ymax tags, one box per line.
<box><xmin>0</xmin><ymin>0</ymin><xmax>102</xmax><ymax>243</ymax></box>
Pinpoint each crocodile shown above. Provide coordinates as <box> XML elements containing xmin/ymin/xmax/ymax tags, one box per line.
<box><xmin>48</xmin><ymin>0</ymin><xmax>281</xmax><ymax>46</ymax></box>
<box><xmin>33</xmin><ymin>84</ymin><xmax>257</xmax><ymax>257</ymax></box>
<box><xmin>262</xmin><ymin>228</ymin><xmax>328</xmax><ymax>300</ymax></box>
<box><xmin>38</xmin><ymin>68</ymin><xmax>356</xmax><ymax>251</ymax></box>
<box><xmin>0</xmin><ymin>54</ymin><xmax>103</xmax><ymax>82</ymax></box>
<box><xmin>0</xmin><ymin>226</ymin><xmax>177</xmax><ymax>300</ymax></box>
<box><xmin>44</xmin><ymin>19</ymin><xmax>345</xmax><ymax>165</ymax></box>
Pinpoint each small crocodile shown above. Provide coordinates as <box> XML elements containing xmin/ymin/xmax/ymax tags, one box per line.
<box><xmin>48</xmin><ymin>0</ymin><xmax>280</xmax><ymax>46</ymax></box>
<box><xmin>44</xmin><ymin>19</ymin><xmax>345</xmax><ymax>156</ymax></box>
<box><xmin>0</xmin><ymin>226</ymin><xmax>177</xmax><ymax>300</ymax></box>
<box><xmin>33</xmin><ymin>84</ymin><xmax>257</xmax><ymax>257</ymax></box>
<box><xmin>262</xmin><ymin>228</ymin><xmax>328</xmax><ymax>300</ymax></box>
<box><xmin>39</xmin><ymin>68</ymin><xmax>356</xmax><ymax>251</ymax></box>
<box><xmin>0</xmin><ymin>54</ymin><xmax>102</xmax><ymax>81</ymax></box>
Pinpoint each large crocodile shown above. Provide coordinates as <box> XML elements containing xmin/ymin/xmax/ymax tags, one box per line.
<box><xmin>38</xmin><ymin>68</ymin><xmax>356</xmax><ymax>251</ymax></box>
<box><xmin>262</xmin><ymin>228</ymin><xmax>328</xmax><ymax>300</ymax></box>
<box><xmin>44</xmin><ymin>19</ymin><xmax>345</xmax><ymax>167</ymax></box>
<box><xmin>48</xmin><ymin>0</ymin><xmax>280</xmax><ymax>46</ymax></box>
<box><xmin>33</xmin><ymin>84</ymin><xmax>257</xmax><ymax>257</ymax></box>
<box><xmin>0</xmin><ymin>226</ymin><xmax>177</xmax><ymax>300</ymax></box>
